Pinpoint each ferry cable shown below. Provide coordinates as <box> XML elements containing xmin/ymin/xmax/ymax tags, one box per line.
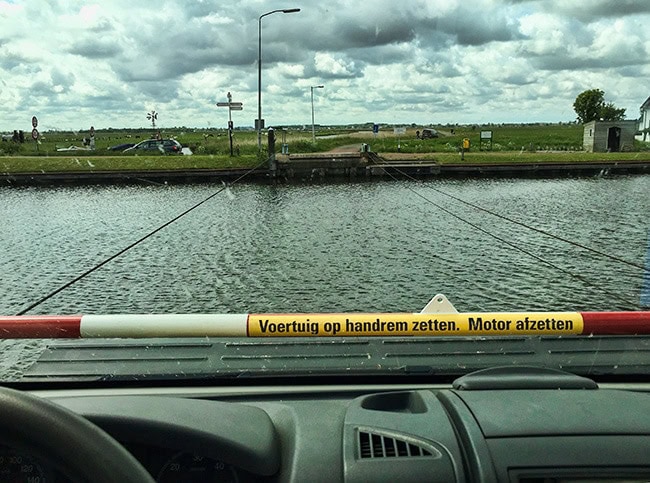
<box><xmin>15</xmin><ymin>159</ymin><xmax>269</xmax><ymax>316</ymax></box>
<box><xmin>387</xmin><ymin>166</ymin><xmax>645</xmax><ymax>272</ymax></box>
<box><xmin>378</xmin><ymin>166</ymin><xmax>637</xmax><ymax>309</ymax></box>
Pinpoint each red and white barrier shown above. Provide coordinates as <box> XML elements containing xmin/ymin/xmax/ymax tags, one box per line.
<box><xmin>1</xmin><ymin>311</ymin><xmax>650</xmax><ymax>339</ymax></box>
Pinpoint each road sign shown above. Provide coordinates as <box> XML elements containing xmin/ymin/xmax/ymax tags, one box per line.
<box><xmin>217</xmin><ymin>93</ymin><xmax>243</xmax><ymax>157</ymax></box>
<box><xmin>32</xmin><ymin>116</ymin><xmax>38</xmax><ymax>128</ymax></box>
<box><xmin>31</xmin><ymin>128</ymin><xmax>39</xmax><ymax>140</ymax></box>
<box><xmin>90</xmin><ymin>126</ymin><xmax>95</xmax><ymax>137</ymax></box>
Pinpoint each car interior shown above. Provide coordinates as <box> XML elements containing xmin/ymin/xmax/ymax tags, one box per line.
<box><xmin>3</xmin><ymin>338</ymin><xmax>650</xmax><ymax>483</ymax></box>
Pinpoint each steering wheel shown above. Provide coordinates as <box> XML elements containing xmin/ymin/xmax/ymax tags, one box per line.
<box><xmin>0</xmin><ymin>386</ymin><xmax>154</xmax><ymax>482</ymax></box>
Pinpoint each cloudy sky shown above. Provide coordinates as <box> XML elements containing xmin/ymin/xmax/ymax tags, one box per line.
<box><xmin>1</xmin><ymin>0</ymin><xmax>649</xmax><ymax>131</ymax></box>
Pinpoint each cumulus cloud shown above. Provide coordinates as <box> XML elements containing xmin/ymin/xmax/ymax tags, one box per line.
<box><xmin>68</xmin><ymin>40</ymin><xmax>123</xmax><ymax>59</ymax></box>
<box><xmin>0</xmin><ymin>51</ymin><xmax>31</xmax><ymax>71</ymax></box>
<box><xmin>0</xmin><ymin>0</ymin><xmax>648</xmax><ymax>129</ymax></box>
<box><xmin>313</xmin><ymin>53</ymin><xmax>361</xmax><ymax>79</ymax></box>
<box><xmin>546</xmin><ymin>0</ymin><xmax>650</xmax><ymax>22</ymax></box>
<box><xmin>518</xmin><ymin>13</ymin><xmax>649</xmax><ymax>71</ymax></box>
<box><xmin>432</xmin><ymin>14</ymin><xmax>522</xmax><ymax>46</ymax></box>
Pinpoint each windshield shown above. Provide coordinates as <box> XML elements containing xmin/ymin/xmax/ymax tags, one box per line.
<box><xmin>1</xmin><ymin>1</ymin><xmax>649</xmax><ymax>384</ymax></box>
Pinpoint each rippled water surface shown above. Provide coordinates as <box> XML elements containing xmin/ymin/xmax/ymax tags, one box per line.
<box><xmin>2</xmin><ymin>176</ymin><xmax>648</xmax><ymax>316</ymax></box>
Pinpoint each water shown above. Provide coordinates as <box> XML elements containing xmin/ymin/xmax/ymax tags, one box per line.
<box><xmin>2</xmin><ymin>175</ymin><xmax>648</xmax><ymax>316</ymax></box>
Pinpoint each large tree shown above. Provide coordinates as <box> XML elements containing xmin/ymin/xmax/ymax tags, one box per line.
<box><xmin>598</xmin><ymin>102</ymin><xmax>626</xmax><ymax>122</ymax></box>
<box><xmin>573</xmin><ymin>89</ymin><xmax>626</xmax><ymax>123</ymax></box>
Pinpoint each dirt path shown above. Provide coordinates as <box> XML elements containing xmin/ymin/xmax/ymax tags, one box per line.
<box><xmin>327</xmin><ymin>144</ymin><xmax>364</xmax><ymax>153</ymax></box>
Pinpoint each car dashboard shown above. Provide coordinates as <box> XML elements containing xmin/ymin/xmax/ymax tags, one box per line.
<box><xmin>5</xmin><ymin>371</ymin><xmax>650</xmax><ymax>483</ymax></box>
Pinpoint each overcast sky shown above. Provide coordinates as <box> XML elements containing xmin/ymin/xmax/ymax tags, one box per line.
<box><xmin>1</xmin><ymin>0</ymin><xmax>649</xmax><ymax>132</ymax></box>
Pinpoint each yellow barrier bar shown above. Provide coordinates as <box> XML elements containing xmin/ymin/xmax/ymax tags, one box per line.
<box><xmin>247</xmin><ymin>312</ymin><xmax>584</xmax><ymax>337</ymax></box>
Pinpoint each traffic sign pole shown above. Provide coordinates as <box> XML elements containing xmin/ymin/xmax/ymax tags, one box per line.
<box><xmin>228</xmin><ymin>92</ymin><xmax>233</xmax><ymax>156</ymax></box>
<box><xmin>216</xmin><ymin>92</ymin><xmax>243</xmax><ymax>156</ymax></box>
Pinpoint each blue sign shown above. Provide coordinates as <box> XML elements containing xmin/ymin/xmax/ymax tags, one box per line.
<box><xmin>372</xmin><ymin>124</ymin><xmax>379</xmax><ymax>134</ymax></box>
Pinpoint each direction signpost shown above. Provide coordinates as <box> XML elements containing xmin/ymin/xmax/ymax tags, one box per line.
<box><xmin>216</xmin><ymin>92</ymin><xmax>243</xmax><ymax>156</ymax></box>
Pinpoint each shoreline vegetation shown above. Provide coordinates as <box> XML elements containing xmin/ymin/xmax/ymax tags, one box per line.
<box><xmin>2</xmin><ymin>151</ymin><xmax>650</xmax><ymax>175</ymax></box>
<box><xmin>1</xmin><ymin>124</ymin><xmax>649</xmax><ymax>175</ymax></box>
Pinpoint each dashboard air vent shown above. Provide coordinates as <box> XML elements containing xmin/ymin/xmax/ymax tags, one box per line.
<box><xmin>358</xmin><ymin>430</ymin><xmax>434</xmax><ymax>459</ymax></box>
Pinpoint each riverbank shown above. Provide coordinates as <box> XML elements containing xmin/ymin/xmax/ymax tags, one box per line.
<box><xmin>1</xmin><ymin>151</ymin><xmax>649</xmax><ymax>185</ymax></box>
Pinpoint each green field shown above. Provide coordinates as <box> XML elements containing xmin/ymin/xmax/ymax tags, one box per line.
<box><xmin>0</xmin><ymin>128</ymin><xmax>264</xmax><ymax>157</ymax></box>
<box><xmin>0</xmin><ymin>123</ymin><xmax>589</xmax><ymax>154</ymax></box>
<box><xmin>1</xmin><ymin>124</ymin><xmax>649</xmax><ymax>174</ymax></box>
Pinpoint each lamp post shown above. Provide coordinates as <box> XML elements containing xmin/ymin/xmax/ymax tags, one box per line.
<box><xmin>257</xmin><ymin>8</ymin><xmax>301</xmax><ymax>152</ymax></box>
<box><xmin>311</xmin><ymin>85</ymin><xmax>324</xmax><ymax>144</ymax></box>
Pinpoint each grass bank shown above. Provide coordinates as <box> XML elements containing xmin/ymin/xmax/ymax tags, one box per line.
<box><xmin>2</xmin><ymin>123</ymin><xmax>649</xmax><ymax>174</ymax></box>
<box><xmin>3</xmin><ymin>151</ymin><xmax>650</xmax><ymax>175</ymax></box>
<box><xmin>0</xmin><ymin>155</ymin><xmax>260</xmax><ymax>174</ymax></box>
<box><xmin>382</xmin><ymin>151</ymin><xmax>650</xmax><ymax>164</ymax></box>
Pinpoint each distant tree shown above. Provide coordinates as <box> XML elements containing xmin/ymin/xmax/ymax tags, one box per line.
<box><xmin>599</xmin><ymin>102</ymin><xmax>626</xmax><ymax>122</ymax></box>
<box><xmin>573</xmin><ymin>89</ymin><xmax>626</xmax><ymax>123</ymax></box>
<box><xmin>573</xmin><ymin>89</ymin><xmax>604</xmax><ymax>123</ymax></box>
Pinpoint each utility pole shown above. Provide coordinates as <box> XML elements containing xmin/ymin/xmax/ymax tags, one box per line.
<box><xmin>311</xmin><ymin>85</ymin><xmax>324</xmax><ymax>144</ymax></box>
<box><xmin>257</xmin><ymin>8</ymin><xmax>301</xmax><ymax>151</ymax></box>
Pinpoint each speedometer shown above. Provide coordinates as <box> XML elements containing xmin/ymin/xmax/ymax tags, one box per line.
<box><xmin>0</xmin><ymin>445</ymin><xmax>51</xmax><ymax>482</ymax></box>
<box><xmin>156</xmin><ymin>451</ymin><xmax>238</xmax><ymax>483</ymax></box>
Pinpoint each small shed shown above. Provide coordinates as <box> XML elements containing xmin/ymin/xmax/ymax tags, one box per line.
<box><xmin>583</xmin><ymin>120</ymin><xmax>637</xmax><ymax>152</ymax></box>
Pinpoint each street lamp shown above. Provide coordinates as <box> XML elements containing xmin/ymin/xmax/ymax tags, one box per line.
<box><xmin>257</xmin><ymin>8</ymin><xmax>301</xmax><ymax>151</ymax></box>
<box><xmin>311</xmin><ymin>85</ymin><xmax>324</xmax><ymax>144</ymax></box>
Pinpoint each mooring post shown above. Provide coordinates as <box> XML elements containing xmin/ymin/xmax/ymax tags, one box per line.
<box><xmin>268</xmin><ymin>127</ymin><xmax>277</xmax><ymax>178</ymax></box>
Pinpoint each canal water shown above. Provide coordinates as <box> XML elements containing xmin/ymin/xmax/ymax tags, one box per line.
<box><xmin>2</xmin><ymin>175</ymin><xmax>648</xmax><ymax>316</ymax></box>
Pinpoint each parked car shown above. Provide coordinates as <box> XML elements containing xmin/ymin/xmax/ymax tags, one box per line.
<box><xmin>107</xmin><ymin>143</ymin><xmax>135</xmax><ymax>151</ymax></box>
<box><xmin>421</xmin><ymin>128</ymin><xmax>438</xmax><ymax>139</ymax></box>
<box><xmin>123</xmin><ymin>139</ymin><xmax>183</xmax><ymax>154</ymax></box>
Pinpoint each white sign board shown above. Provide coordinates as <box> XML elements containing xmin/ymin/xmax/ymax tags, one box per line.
<box><xmin>394</xmin><ymin>127</ymin><xmax>406</xmax><ymax>135</ymax></box>
<box><xmin>480</xmin><ymin>130</ymin><xmax>493</xmax><ymax>139</ymax></box>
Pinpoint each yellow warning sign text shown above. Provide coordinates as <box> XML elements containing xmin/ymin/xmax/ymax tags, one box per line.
<box><xmin>247</xmin><ymin>312</ymin><xmax>584</xmax><ymax>337</ymax></box>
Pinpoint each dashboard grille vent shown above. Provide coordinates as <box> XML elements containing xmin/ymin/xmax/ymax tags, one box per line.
<box><xmin>358</xmin><ymin>430</ymin><xmax>433</xmax><ymax>459</ymax></box>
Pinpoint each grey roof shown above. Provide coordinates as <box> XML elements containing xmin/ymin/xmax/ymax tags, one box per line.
<box><xmin>641</xmin><ymin>96</ymin><xmax>650</xmax><ymax>111</ymax></box>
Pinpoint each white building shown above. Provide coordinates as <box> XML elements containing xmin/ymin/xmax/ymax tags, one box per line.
<box><xmin>637</xmin><ymin>96</ymin><xmax>650</xmax><ymax>142</ymax></box>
